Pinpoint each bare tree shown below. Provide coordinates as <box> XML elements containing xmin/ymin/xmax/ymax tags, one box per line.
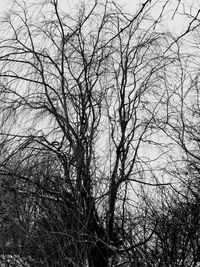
<box><xmin>134</xmin><ymin>7</ymin><xmax>200</xmax><ymax>266</ymax></box>
<box><xmin>0</xmin><ymin>0</ymin><xmax>189</xmax><ymax>266</ymax></box>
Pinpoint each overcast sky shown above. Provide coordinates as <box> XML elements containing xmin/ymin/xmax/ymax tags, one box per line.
<box><xmin>0</xmin><ymin>0</ymin><xmax>198</xmax><ymax>36</ymax></box>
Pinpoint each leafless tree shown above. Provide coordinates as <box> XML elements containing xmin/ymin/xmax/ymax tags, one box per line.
<box><xmin>135</xmin><ymin>7</ymin><xmax>200</xmax><ymax>266</ymax></box>
<box><xmin>0</xmin><ymin>0</ymin><xmax>194</xmax><ymax>266</ymax></box>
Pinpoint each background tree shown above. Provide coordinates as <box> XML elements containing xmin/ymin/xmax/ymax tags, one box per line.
<box><xmin>137</xmin><ymin>7</ymin><xmax>200</xmax><ymax>266</ymax></box>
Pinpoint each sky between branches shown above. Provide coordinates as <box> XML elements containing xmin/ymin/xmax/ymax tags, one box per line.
<box><xmin>1</xmin><ymin>0</ymin><xmax>198</xmax><ymax>36</ymax></box>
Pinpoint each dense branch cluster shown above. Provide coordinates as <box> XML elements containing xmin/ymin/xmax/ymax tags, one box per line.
<box><xmin>0</xmin><ymin>0</ymin><xmax>199</xmax><ymax>266</ymax></box>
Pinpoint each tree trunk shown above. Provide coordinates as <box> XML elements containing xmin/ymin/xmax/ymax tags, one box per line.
<box><xmin>88</xmin><ymin>242</ymin><xmax>110</xmax><ymax>267</ymax></box>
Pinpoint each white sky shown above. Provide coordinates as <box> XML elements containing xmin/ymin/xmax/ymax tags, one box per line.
<box><xmin>1</xmin><ymin>0</ymin><xmax>198</xmax><ymax>36</ymax></box>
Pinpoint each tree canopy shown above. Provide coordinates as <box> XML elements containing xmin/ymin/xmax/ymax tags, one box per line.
<box><xmin>0</xmin><ymin>0</ymin><xmax>200</xmax><ymax>266</ymax></box>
